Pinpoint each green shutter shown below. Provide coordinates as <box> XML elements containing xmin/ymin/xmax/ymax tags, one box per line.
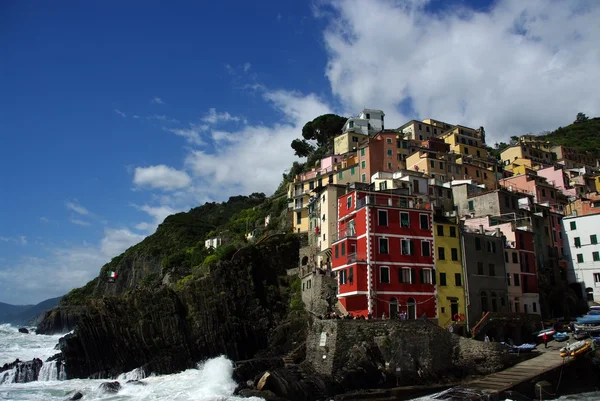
<box><xmin>411</xmin><ymin>268</ymin><xmax>416</xmax><ymax>284</ymax></box>
<box><xmin>399</xmin><ymin>269</ymin><xmax>404</xmax><ymax>283</ymax></box>
<box><xmin>432</xmin><ymin>270</ymin><xmax>436</xmax><ymax>285</ymax></box>
<box><xmin>419</xmin><ymin>269</ymin><xmax>424</xmax><ymax>284</ymax></box>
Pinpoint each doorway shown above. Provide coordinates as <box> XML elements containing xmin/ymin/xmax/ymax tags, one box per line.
<box><xmin>390</xmin><ymin>298</ymin><xmax>398</xmax><ymax>319</ymax></box>
<box><xmin>407</xmin><ymin>298</ymin><xmax>416</xmax><ymax>319</ymax></box>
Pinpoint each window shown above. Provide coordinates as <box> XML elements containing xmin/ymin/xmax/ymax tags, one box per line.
<box><xmin>420</xmin><ymin>214</ymin><xmax>429</xmax><ymax>230</ymax></box>
<box><xmin>506</xmin><ymin>273</ymin><xmax>511</xmax><ymax>286</ymax></box>
<box><xmin>438</xmin><ymin>247</ymin><xmax>445</xmax><ymax>260</ymax></box>
<box><xmin>379</xmin><ymin>181</ymin><xmax>387</xmax><ymax>191</ymax></box>
<box><xmin>455</xmin><ymin>273</ymin><xmax>462</xmax><ymax>286</ymax></box>
<box><xmin>575</xmin><ymin>237</ymin><xmax>581</xmax><ymax>248</ymax></box>
<box><xmin>350</xmin><ymin>167</ymin><xmax>355</xmax><ymax>175</ymax></box>
<box><xmin>340</xmin><ymin>269</ymin><xmax>347</xmax><ymax>284</ymax></box>
<box><xmin>430</xmin><ymin>160</ymin><xmax>435</xmax><ymax>169</ymax></box>
<box><xmin>475</xmin><ymin>237</ymin><xmax>482</xmax><ymax>250</ymax></box>
<box><xmin>577</xmin><ymin>254</ymin><xmax>584</xmax><ymax>263</ymax></box>
<box><xmin>468</xmin><ymin>200</ymin><xmax>474</xmax><ymax>211</ymax></box>
<box><xmin>449</xmin><ymin>226</ymin><xmax>457</xmax><ymax>237</ymax></box>
<box><xmin>296</xmin><ymin>211</ymin><xmax>302</xmax><ymax>224</ymax></box>
<box><xmin>437</xmin><ymin>225</ymin><xmax>444</xmax><ymax>236</ymax></box>
<box><xmin>347</xmin><ymin>196</ymin><xmax>352</xmax><ymax>209</ymax></box>
<box><xmin>594</xmin><ymin>252</ymin><xmax>600</xmax><ymax>262</ymax></box>
<box><xmin>533</xmin><ymin>302</ymin><xmax>537</xmax><ymax>313</ymax></box>
<box><xmin>570</xmin><ymin>221</ymin><xmax>577</xmax><ymax>230</ymax></box>
<box><xmin>512</xmin><ymin>252</ymin><xmax>518</xmax><ymax>263</ymax></box>
<box><xmin>361</xmin><ymin>174</ymin><xmax>366</xmax><ymax>182</ymax></box>
<box><xmin>366</xmin><ymin>113</ymin><xmax>370</xmax><ymax>119</ymax></box>
<box><xmin>341</xmin><ymin>242</ymin><xmax>346</xmax><ymax>256</ymax></box>
<box><xmin>451</xmin><ymin>248</ymin><xmax>458</xmax><ymax>261</ymax></box>
<box><xmin>421</xmin><ymin>269</ymin><xmax>433</xmax><ymax>284</ymax></box>
<box><xmin>387</xmin><ymin>149</ymin><xmax>393</xmax><ymax>156</ymax></box>
<box><xmin>379</xmin><ymin>238</ymin><xmax>389</xmax><ymax>254</ymax></box>
<box><xmin>541</xmin><ymin>189</ymin><xmax>546</xmax><ymax>197</ymax></box>
<box><xmin>386</xmin><ymin>137</ymin><xmax>392</xmax><ymax>144</ymax></box>
<box><xmin>361</xmin><ymin>148</ymin><xmax>365</xmax><ymax>156</ymax></box>
<box><xmin>489</xmin><ymin>263</ymin><xmax>496</xmax><ymax>276</ymax></box>
<box><xmin>401</xmin><ymin>239</ymin><xmax>413</xmax><ymax>255</ymax></box>
<box><xmin>400</xmin><ymin>212</ymin><xmax>410</xmax><ymax>228</ymax></box>
<box><xmin>514</xmin><ymin>274</ymin><xmax>520</xmax><ymax>286</ymax></box>
<box><xmin>378</xmin><ymin>210</ymin><xmax>388</xmax><ymax>226</ymax></box>
<box><xmin>439</xmin><ymin>272</ymin><xmax>447</xmax><ymax>286</ymax></box>
<box><xmin>592</xmin><ymin>235</ymin><xmax>598</xmax><ymax>245</ymax></box>
<box><xmin>399</xmin><ymin>268</ymin><xmax>412</xmax><ymax>283</ymax></box>
<box><xmin>440</xmin><ymin>162</ymin><xmax>444</xmax><ymax>169</ymax></box>
<box><xmin>477</xmin><ymin>262</ymin><xmax>484</xmax><ymax>275</ymax></box>
<box><xmin>380</xmin><ymin>266</ymin><xmax>390</xmax><ymax>283</ymax></box>
<box><xmin>361</xmin><ymin>160</ymin><xmax>366</xmax><ymax>169</ymax></box>
<box><xmin>388</xmin><ymin>162</ymin><xmax>393</xmax><ymax>169</ymax></box>
<box><xmin>504</xmin><ymin>251</ymin><xmax>509</xmax><ymax>263</ymax></box>
<box><xmin>335</xmin><ymin>245</ymin><xmax>339</xmax><ymax>258</ymax></box>
<box><xmin>422</xmin><ymin>241</ymin><xmax>431</xmax><ymax>257</ymax></box>
<box><xmin>352</xmin><ymin>136</ymin><xmax>359</xmax><ymax>143</ymax></box>
<box><xmin>338</xmin><ymin>171</ymin><xmax>343</xmax><ymax>179</ymax></box>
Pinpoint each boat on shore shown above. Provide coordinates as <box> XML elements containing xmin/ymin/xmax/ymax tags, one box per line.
<box><xmin>554</xmin><ymin>332</ymin><xmax>569</xmax><ymax>342</ymax></box>
<box><xmin>559</xmin><ymin>339</ymin><xmax>593</xmax><ymax>358</ymax></box>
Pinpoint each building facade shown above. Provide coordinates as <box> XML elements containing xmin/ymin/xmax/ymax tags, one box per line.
<box><xmin>563</xmin><ymin>213</ymin><xmax>600</xmax><ymax>302</ymax></box>
<box><xmin>331</xmin><ymin>187</ymin><xmax>436</xmax><ymax>319</ymax></box>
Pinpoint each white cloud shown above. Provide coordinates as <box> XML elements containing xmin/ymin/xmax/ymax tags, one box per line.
<box><xmin>66</xmin><ymin>201</ymin><xmax>90</xmax><ymax>216</ymax></box>
<box><xmin>318</xmin><ymin>0</ymin><xmax>600</xmax><ymax>142</ymax></box>
<box><xmin>0</xmin><ymin>228</ymin><xmax>145</xmax><ymax>305</ymax></box>
<box><xmin>151</xmin><ymin>97</ymin><xmax>164</xmax><ymax>104</ymax></box>
<box><xmin>164</xmin><ymin>124</ymin><xmax>208</xmax><ymax>146</ymax></box>
<box><xmin>0</xmin><ymin>236</ymin><xmax>28</xmax><ymax>246</ymax></box>
<box><xmin>40</xmin><ymin>217</ymin><xmax>49</xmax><ymax>223</ymax></box>
<box><xmin>243</xmin><ymin>62</ymin><xmax>252</xmax><ymax>72</ymax></box>
<box><xmin>114</xmin><ymin>109</ymin><xmax>126</xmax><ymax>118</ymax></box>
<box><xmin>70</xmin><ymin>219</ymin><xmax>90</xmax><ymax>227</ymax></box>
<box><xmin>201</xmin><ymin>108</ymin><xmax>244</xmax><ymax>124</ymax></box>
<box><xmin>133</xmin><ymin>165</ymin><xmax>191</xmax><ymax>191</ymax></box>
<box><xmin>147</xmin><ymin>115</ymin><xmax>180</xmax><ymax>124</ymax></box>
<box><xmin>184</xmin><ymin>89</ymin><xmax>332</xmax><ymax>196</ymax></box>
<box><xmin>133</xmin><ymin>204</ymin><xmax>181</xmax><ymax>233</ymax></box>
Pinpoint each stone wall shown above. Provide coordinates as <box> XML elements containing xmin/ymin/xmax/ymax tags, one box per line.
<box><xmin>306</xmin><ymin>319</ymin><xmax>525</xmax><ymax>389</ymax></box>
<box><xmin>301</xmin><ymin>273</ymin><xmax>337</xmax><ymax>317</ymax></box>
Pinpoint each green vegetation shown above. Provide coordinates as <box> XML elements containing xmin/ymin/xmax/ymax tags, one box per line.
<box><xmin>536</xmin><ymin>114</ymin><xmax>600</xmax><ymax>156</ymax></box>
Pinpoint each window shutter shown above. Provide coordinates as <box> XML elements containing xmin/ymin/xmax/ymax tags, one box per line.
<box><xmin>419</xmin><ymin>269</ymin><xmax>424</xmax><ymax>284</ymax></box>
<box><xmin>432</xmin><ymin>270</ymin><xmax>436</xmax><ymax>285</ymax></box>
<box><xmin>411</xmin><ymin>268</ymin><xmax>416</xmax><ymax>284</ymax></box>
<box><xmin>399</xmin><ymin>269</ymin><xmax>404</xmax><ymax>283</ymax></box>
<box><xmin>410</xmin><ymin>240</ymin><xmax>415</xmax><ymax>255</ymax></box>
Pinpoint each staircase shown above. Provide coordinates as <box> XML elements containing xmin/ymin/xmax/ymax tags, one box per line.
<box><xmin>280</xmin><ymin>342</ymin><xmax>328</xmax><ymax>401</ymax></box>
<box><xmin>333</xmin><ymin>300</ymin><xmax>348</xmax><ymax>317</ymax></box>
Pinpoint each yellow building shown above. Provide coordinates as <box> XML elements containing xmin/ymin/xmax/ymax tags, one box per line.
<box><xmin>439</xmin><ymin>125</ymin><xmax>488</xmax><ymax>159</ymax></box>
<box><xmin>595</xmin><ymin>175</ymin><xmax>600</xmax><ymax>193</ymax></box>
<box><xmin>405</xmin><ymin>150</ymin><xmax>462</xmax><ymax>184</ymax></box>
<box><xmin>333</xmin><ymin>132</ymin><xmax>368</xmax><ymax>155</ymax></box>
<box><xmin>500</xmin><ymin>143</ymin><xmax>553</xmax><ymax>167</ymax></box>
<box><xmin>434</xmin><ymin>217</ymin><xmax>467</xmax><ymax>329</ymax></box>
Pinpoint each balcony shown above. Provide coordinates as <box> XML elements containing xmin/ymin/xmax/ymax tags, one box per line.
<box><xmin>332</xmin><ymin>229</ymin><xmax>356</xmax><ymax>242</ymax></box>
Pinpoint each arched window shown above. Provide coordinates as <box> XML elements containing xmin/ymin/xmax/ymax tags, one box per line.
<box><xmin>407</xmin><ymin>297</ymin><xmax>417</xmax><ymax>320</ymax></box>
<box><xmin>389</xmin><ymin>297</ymin><xmax>398</xmax><ymax>319</ymax></box>
<box><xmin>301</xmin><ymin>256</ymin><xmax>308</xmax><ymax>266</ymax></box>
<box><xmin>481</xmin><ymin>291</ymin><xmax>488</xmax><ymax>313</ymax></box>
<box><xmin>491</xmin><ymin>292</ymin><xmax>498</xmax><ymax>312</ymax></box>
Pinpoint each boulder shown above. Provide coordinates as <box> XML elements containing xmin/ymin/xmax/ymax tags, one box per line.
<box><xmin>65</xmin><ymin>391</ymin><xmax>83</xmax><ymax>400</ymax></box>
<box><xmin>99</xmin><ymin>381</ymin><xmax>121</xmax><ymax>393</ymax></box>
<box><xmin>0</xmin><ymin>358</ymin><xmax>43</xmax><ymax>383</ymax></box>
<box><xmin>126</xmin><ymin>379</ymin><xmax>146</xmax><ymax>385</ymax></box>
<box><xmin>18</xmin><ymin>328</ymin><xmax>29</xmax><ymax>334</ymax></box>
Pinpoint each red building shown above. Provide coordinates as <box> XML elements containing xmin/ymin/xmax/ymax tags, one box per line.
<box><xmin>331</xmin><ymin>187</ymin><xmax>437</xmax><ymax>319</ymax></box>
<box><xmin>515</xmin><ymin>229</ymin><xmax>539</xmax><ymax>296</ymax></box>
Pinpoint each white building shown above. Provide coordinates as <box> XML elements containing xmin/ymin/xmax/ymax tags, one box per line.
<box><xmin>563</xmin><ymin>213</ymin><xmax>600</xmax><ymax>303</ymax></box>
<box><xmin>341</xmin><ymin>109</ymin><xmax>385</xmax><ymax>136</ymax></box>
<box><xmin>205</xmin><ymin>236</ymin><xmax>227</xmax><ymax>249</ymax></box>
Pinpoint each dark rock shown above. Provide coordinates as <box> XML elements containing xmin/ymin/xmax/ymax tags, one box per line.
<box><xmin>0</xmin><ymin>358</ymin><xmax>43</xmax><ymax>383</ymax></box>
<box><xmin>18</xmin><ymin>327</ymin><xmax>29</xmax><ymax>334</ymax></box>
<box><xmin>233</xmin><ymin>357</ymin><xmax>283</xmax><ymax>384</ymax></box>
<box><xmin>126</xmin><ymin>379</ymin><xmax>146</xmax><ymax>385</ymax></box>
<box><xmin>65</xmin><ymin>391</ymin><xmax>83</xmax><ymax>400</ymax></box>
<box><xmin>99</xmin><ymin>381</ymin><xmax>121</xmax><ymax>393</ymax></box>
<box><xmin>51</xmin><ymin>237</ymin><xmax>302</xmax><ymax>380</ymax></box>
<box><xmin>36</xmin><ymin>306</ymin><xmax>85</xmax><ymax>335</ymax></box>
<box><xmin>256</xmin><ymin>366</ymin><xmax>332</xmax><ymax>401</ymax></box>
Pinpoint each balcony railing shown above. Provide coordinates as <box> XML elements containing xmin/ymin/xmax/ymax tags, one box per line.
<box><xmin>332</xmin><ymin>229</ymin><xmax>356</xmax><ymax>242</ymax></box>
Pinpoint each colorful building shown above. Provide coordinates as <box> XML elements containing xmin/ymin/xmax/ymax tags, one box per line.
<box><xmin>433</xmin><ymin>214</ymin><xmax>467</xmax><ymax>328</ymax></box>
<box><xmin>331</xmin><ymin>186</ymin><xmax>436</xmax><ymax>319</ymax></box>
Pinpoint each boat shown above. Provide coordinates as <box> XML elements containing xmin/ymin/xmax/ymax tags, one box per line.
<box><xmin>536</xmin><ymin>328</ymin><xmax>556</xmax><ymax>338</ymax></box>
<box><xmin>554</xmin><ymin>332</ymin><xmax>569</xmax><ymax>342</ymax></box>
<box><xmin>576</xmin><ymin>315</ymin><xmax>600</xmax><ymax>324</ymax></box>
<box><xmin>590</xmin><ymin>305</ymin><xmax>600</xmax><ymax>311</ymax></box>
<box><xmin>574</xmin><ymin>324</ymin><xmax>600</xmax><ymax>333</ymax></box>
<box><xmin>573</xmin><ymin>330</ymin><xmax>590</xmax><ymax>340</ymax></box>
<box><xmin>559</xmin><ymin>340</ymin><xmax>592</xmax><ymax>357</ymax></box>
<box><xmin>503</xmin><ymin>343</ymin><xmax>537</xmax><ymax>353</ymax></box>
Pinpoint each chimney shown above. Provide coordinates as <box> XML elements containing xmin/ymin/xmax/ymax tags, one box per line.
<box><xmin>479</xmin><ymin>225</ymin><xmax>484</xmax><ymax>234</ymax></box>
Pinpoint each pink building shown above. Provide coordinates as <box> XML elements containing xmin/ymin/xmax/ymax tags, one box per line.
<box><xmin>536</xmin><ymin>166</ymin><xmax>577</xmax><ymax>198</ymax></box>
<box><xmin>499</xmin><ymin>173</ymin><xmax>565</xmax><ymax>213</ymax></box>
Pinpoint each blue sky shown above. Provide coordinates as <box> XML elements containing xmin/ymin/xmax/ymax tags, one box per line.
<box><xmin>1</xmin><ymin>0</ymin><xmax>599</xmax><ymax>304</ymax></box>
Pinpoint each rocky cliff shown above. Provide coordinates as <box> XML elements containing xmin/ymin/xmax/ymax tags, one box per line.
<box><xmin>50</xmin><ymin>235</ymin><xmax>302</xmax><ymax>379</ymax></box>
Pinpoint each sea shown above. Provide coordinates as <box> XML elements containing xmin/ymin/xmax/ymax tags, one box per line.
<box><xmin>1</xmin><ymin>323</ymin><xmax>599</xmax><ymax>401</ymax></box>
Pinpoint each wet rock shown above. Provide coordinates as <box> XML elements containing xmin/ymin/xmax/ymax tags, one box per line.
<box><xmin>534</xmin><ymin>380</ymin><xmax>553</xmax><ymax>399</ymax></box>
<box><xmin>65</xmin><ymin>391</ymin><xmax>84</xmax><ymax>400</ymax></box>
<box><xmin>233</xmin><ymin>357</ymin><xmax>283</xmax><ymax>384</ymax></box>
<box><xmin>237</xmin><ymin>389</ymin><xmax>289</xmax><ymax>401</ymax></box>
<box><xmin>36</xmin><ymin>306</ymin><xmax>85</xmax><ymax>335</ymax></box>
<box><xmin>126</xmin><ymin>379</ymin><xmax>146</xmax><ymax>385</ymax></box>
<box><xmin>18</xmin><ymin>328</ymin><xmax>29</xmax><ymax>334</ymax></box>
<box><xmin>0</xmin><ymin>358</ymin><xmax>43</xmax><ymax>383</ymax></box>
<box><xmin>99</xmin><ymin>381</ymin><xmax>121</xmax><ymax>393</ymax></box>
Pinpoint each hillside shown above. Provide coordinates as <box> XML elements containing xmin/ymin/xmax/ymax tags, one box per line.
<box><xmin>55</xmin><ymin>192</ymin><xmax>289</xmax><ymax>309</ymax></box>
<box><xmin>0</xmin><ymin>302</ymin><xmax>32</xmax><ymax>323</ymax></box>
<box><xmin>537</xmin><ymin>115</ymin><xmax>600</xmax><ymax>156</ymax></box>
<box><xmin>1</xmin><ymin>296</ymin><xmax>62</xmax><ymax>326</ymax></box>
